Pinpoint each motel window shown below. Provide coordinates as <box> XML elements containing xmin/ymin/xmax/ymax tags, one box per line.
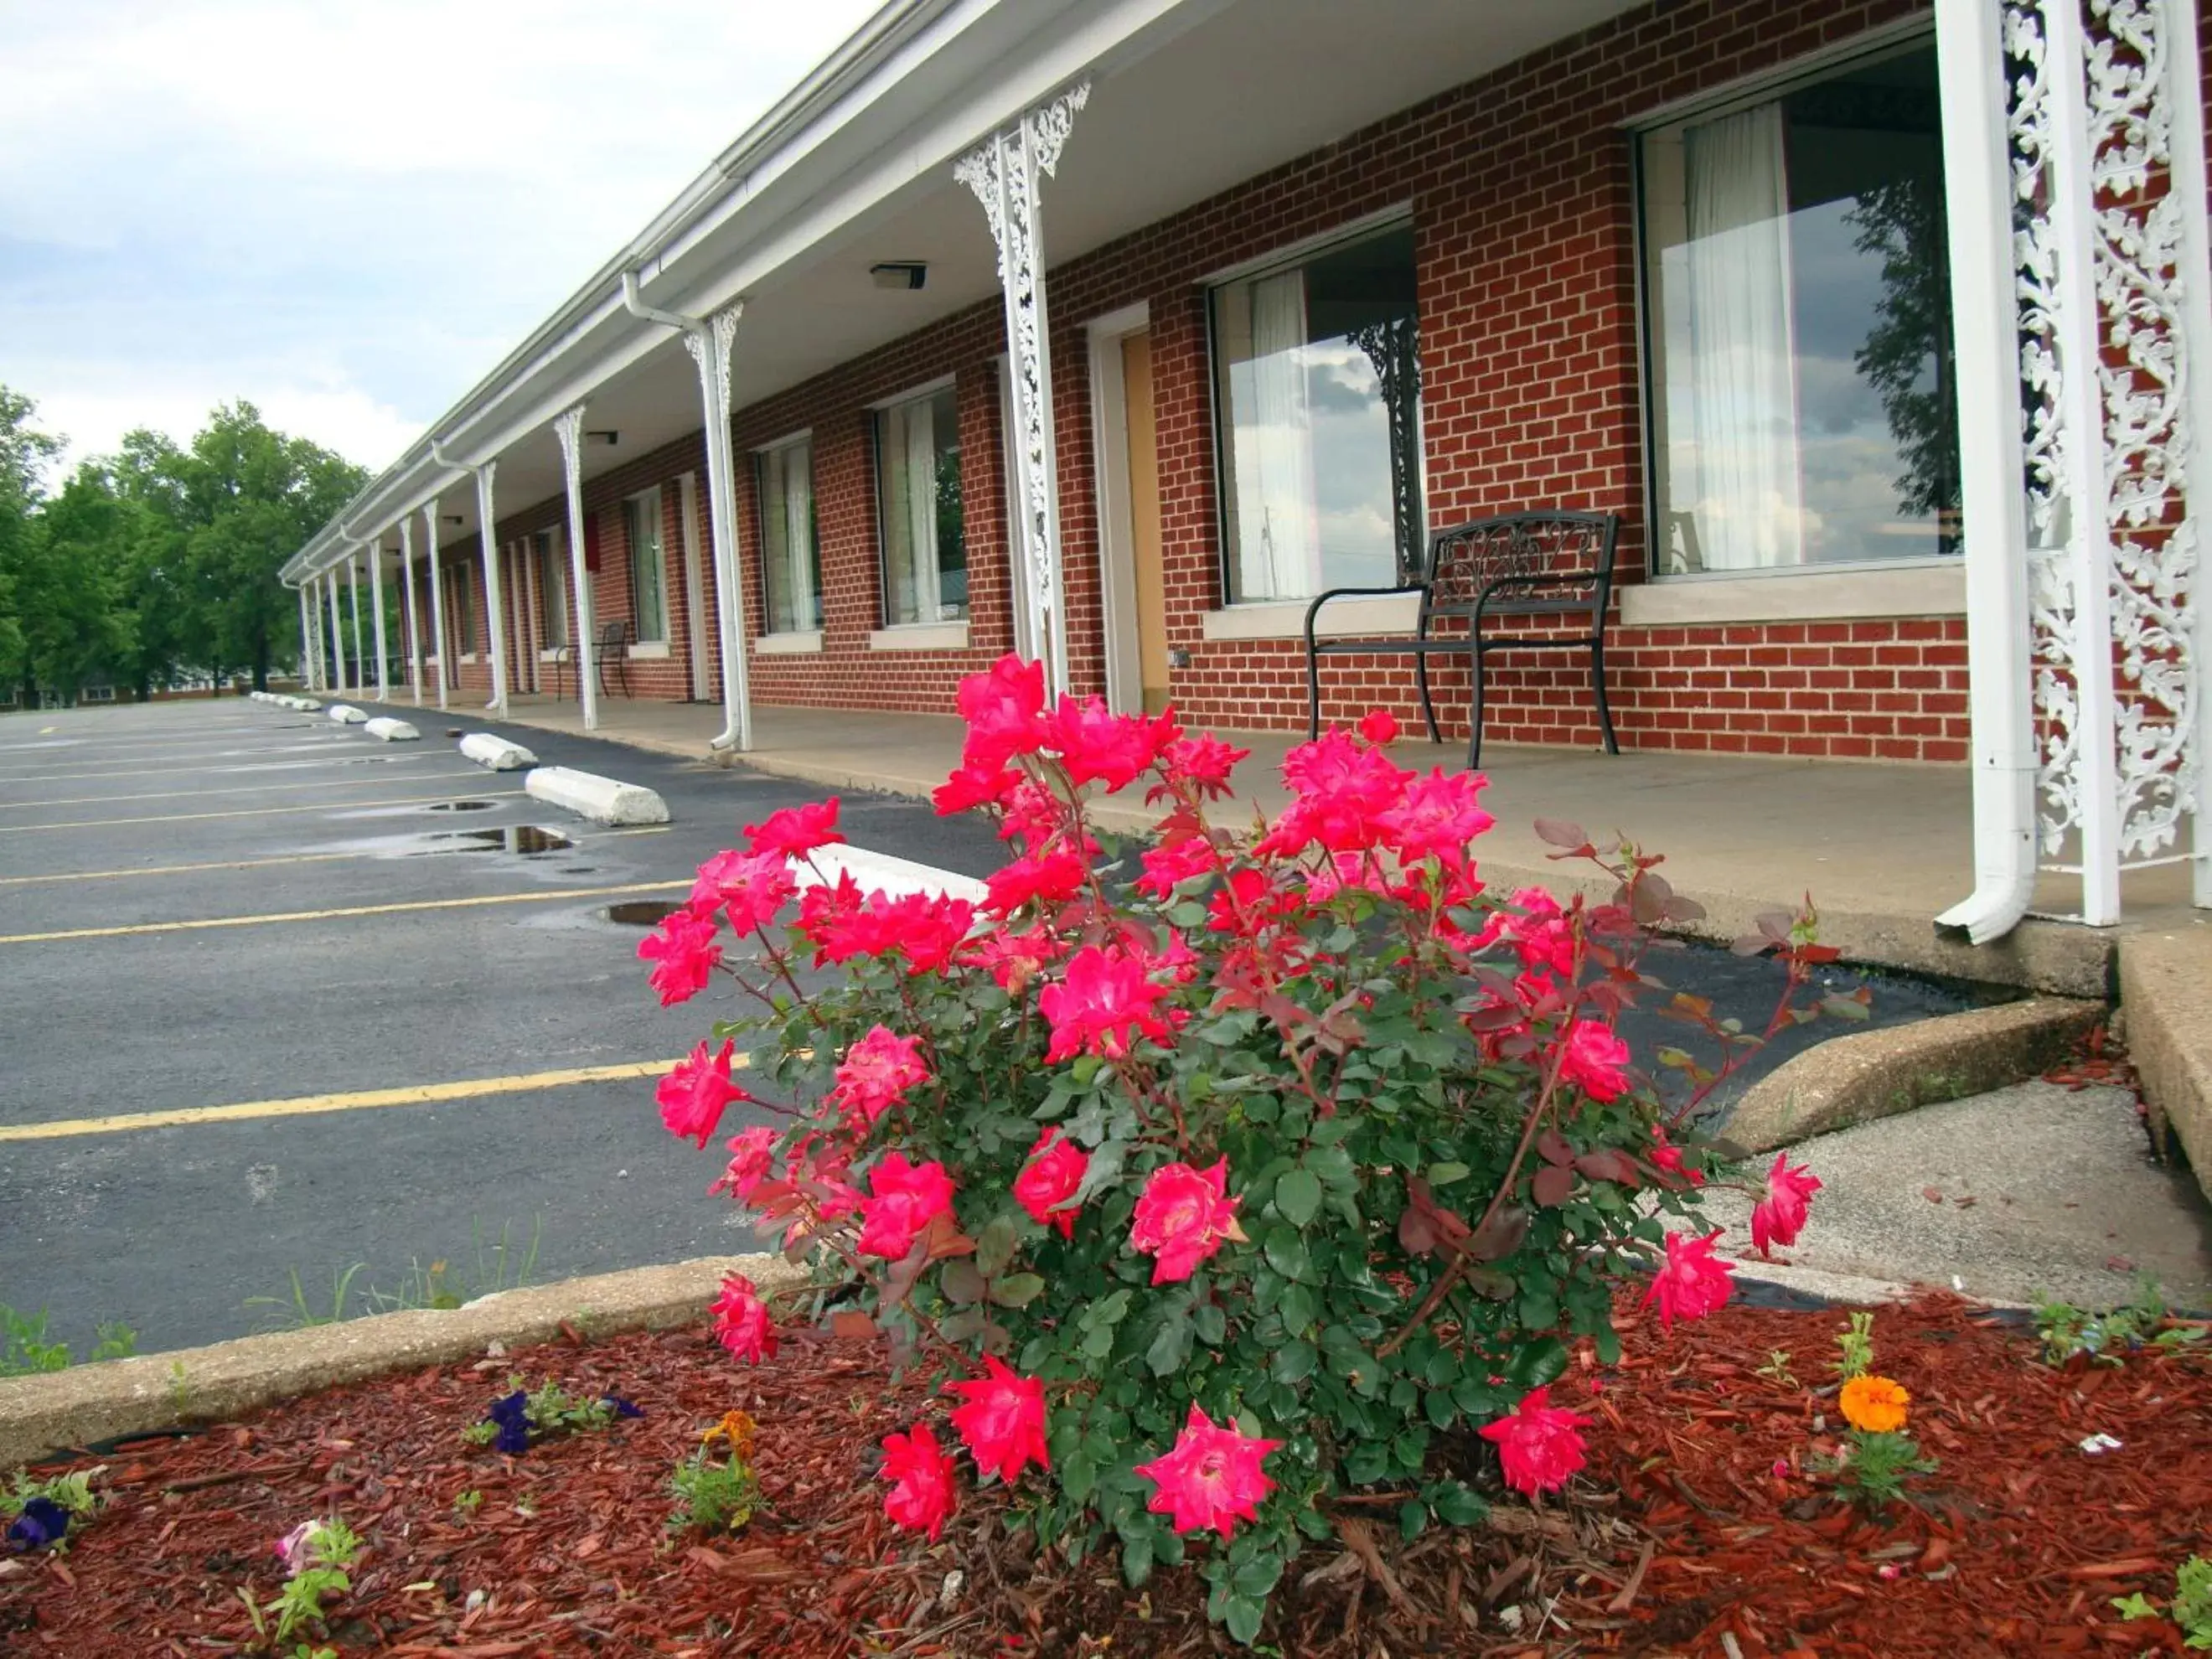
<box><xmin>624</xmin><ymin>487</ymin><xmax>669</xmax><ymax>642</ymax></box>
<box><xmin>757</xmin><ymin>437</ymin><xmax>821</xmax><ymax>635</ymax></box>
<box><xmin>1638</xmin><ymin>39</ymin><xmax>1961</xmax><ymax>575</ymax></box>
<box><xmin>536</xmin><ymin>530</ymin><xmax>568</xmax><ymax>646</ymax></box>
<box><xmin>876</xmin><ymin>384</ymin><xmax>966</xmax><ymax>625</ymax></box>
<box><xmin>1211</xmin><ymin>220</ymin><xmax>1424</xmax><ymax>604</ymax></box>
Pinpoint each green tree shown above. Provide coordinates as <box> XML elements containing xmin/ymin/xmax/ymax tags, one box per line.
<box><xmin>0</xmin><ymin>386</ymin><xmax>64</xmax><ymax>696</ymax></box>
<box><xmin>16</xmin><ymin>463</ymin><xmax>137</xmax><ymax>700</ymax></box>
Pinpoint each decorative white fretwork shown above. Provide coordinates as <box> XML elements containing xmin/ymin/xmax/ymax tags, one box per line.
<box><xmin>680</xmin><ymin>300</ymin><xmax>752</xmax><ymax>750</ymax></box>
<box><xmin>2003</xmin><ymin>0</ymin><xmax>2209</xmax><ymax>920</ymax></box>
<box><xmin>957</xmin><ymin>81</ymin><xmax>1089</xmax><ymax>694</ymax></box>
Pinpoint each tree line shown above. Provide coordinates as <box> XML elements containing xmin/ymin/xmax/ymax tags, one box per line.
<box><xmin>0</xmin><ymin>385</ymin><xmax>368</xmax><ymax>705</ymax></box>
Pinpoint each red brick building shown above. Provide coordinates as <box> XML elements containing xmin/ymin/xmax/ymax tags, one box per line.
<box><xmin>287</xmin><ymin>0</ymin><xmax>2212</xmax><ymax>933</ymax></box>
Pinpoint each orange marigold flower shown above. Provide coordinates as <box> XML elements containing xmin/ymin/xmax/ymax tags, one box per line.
<box><xmin>1838</xmin><ymin>1374</ymin><xmax>1910</xmax><ymax>1434</ymax></box>
<box><xmin>703</xmin><ymin>1409</ymin><xmax>759</xmax><ymax>1460</ymax></box>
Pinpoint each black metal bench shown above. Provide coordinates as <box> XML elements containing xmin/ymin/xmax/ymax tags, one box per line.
<box><xmin>595</xmin><ymin>620</ymin><xmax>633</xmax><ymax>700</ymax></box>
<box><xmin>1303</xmin><ymin>511</ymin><xmax>1622</xmax><ymax>767</ymax></box>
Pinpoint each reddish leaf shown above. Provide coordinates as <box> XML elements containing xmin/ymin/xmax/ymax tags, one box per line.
<box><xmin>1532</xmin><ymin>1165</ymin><xmax>1575</xmax><ymax>1207</ymax></box>
<box><xmin>1398</xmin><ymin>1206</ymin><xmax>1439</xmax><ymax>1258</ymax></box>
<box><xmin>1465</xmin><ymin>1205</ymin><xmax>1529</xmax><ymax>1262</ymax></box>
<box><xmin>1537</xmin><ymin>1130</ymin><xmax>1574</xmax><ymax>1167</ymax></box>
<box><xmin>1533</xmin><ymin>817</ymin><xmax>1589</xmax><ymax>849</ymax></box>
<box><xmin>1575</xmin><ymin>1148</ymin><xmax>1641</xmax><ymax>1187</ymax></box>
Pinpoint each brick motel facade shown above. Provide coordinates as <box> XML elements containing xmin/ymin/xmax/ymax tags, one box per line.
<box><xmin>289</xmin><ymin>0</ymin><xmax>2211</xmax><ymax>936</ymax></box>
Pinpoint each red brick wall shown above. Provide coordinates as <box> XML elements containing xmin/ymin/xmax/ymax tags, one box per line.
<box><xmin>667</xmin><ymin>0</ymin><xmax>1970</xmax><ymax>760</ymax></box>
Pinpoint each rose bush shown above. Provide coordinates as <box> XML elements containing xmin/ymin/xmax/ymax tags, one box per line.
<box><xmin>644</xmin><ymin>651</ymin><xmax>1832</xmax><ymax>1642</ymax></box>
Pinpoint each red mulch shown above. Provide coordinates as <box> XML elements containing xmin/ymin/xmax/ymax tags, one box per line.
<box><xmin>3</xmin><ymin>1295</ymin><xmax>2206</xmax><ymax>1656</ymax></box>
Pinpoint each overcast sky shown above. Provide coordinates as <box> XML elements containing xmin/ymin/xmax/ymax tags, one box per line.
<box><xmin>0</xmin><ymin>0</ymin><xmax>884</xmax><ymax>478</ymax></box>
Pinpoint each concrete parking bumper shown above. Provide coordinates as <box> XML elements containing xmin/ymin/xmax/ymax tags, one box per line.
<box><xmin>525</xmin><ymin>765</ymin><xmax>670</xmax><ymax>826</ymax></box>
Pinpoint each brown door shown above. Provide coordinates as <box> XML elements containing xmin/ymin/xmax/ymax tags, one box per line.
<box><xmin>1120</xmin><ymin>332</ymin><xmax>1171</xmax><ymax>715</ymax></box>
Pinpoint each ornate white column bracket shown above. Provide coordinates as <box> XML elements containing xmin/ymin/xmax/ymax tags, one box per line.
<box><xmin>680</xmin><ymin>302</ymin><xmax>752</xmax><ymax>751</ymax></box>
<box><xmin>956</xmin><ymin>80</ymin><xmax>1089</xmax><ymax>696</ymax></box>
<box><xmin>366</xmin><ymin>538</ymin><xmax>390</xmax><ymax>704</ymax></box>
<box><xmin>1987</xmin><ymin>0</ymin><xmax>2210</xmax><ymax>924</ymax></box>
<box><xmin>421</xmin><ymin>499</ymin><xmax>450</xmax><ymax>712</ymax></box>
<box><xmin>471</xmin><ymin>460</ymin><xmax>510</xmax><ymax>714</ymax></box>
<box><xmin>555</xmin><ymin>406</ymin><xmax>600</xmax><ymax>733</ymax></box>
<box><xmin>398</xmin><ymin>517</ymin><xmax>422</xmax><ymax>705</ymax></box>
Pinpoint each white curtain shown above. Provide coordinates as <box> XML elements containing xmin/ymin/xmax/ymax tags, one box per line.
<box><xmin>1238</xmin><ymin>271</ymin><xmax>1322</xmax><ymax>599</ymax></box>
<box><xmin>885</xmin><ymin>399</ymin><xmax>942</xmax><ymax>623</ymax></box>
<box><xmin>782</xmin><ymin>444</ymin><xmax>816</xmax><ymax>632</ymax></box>
<box><xmin>1684</xmin><ymin>104</ymin><xmax>1805</xmax><ymax>570</ymax></box>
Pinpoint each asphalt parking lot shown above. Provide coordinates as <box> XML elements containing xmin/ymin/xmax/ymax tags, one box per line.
<box><xmin>0</xmin><ymin>695</ymin><xmax>1004</xmax><ymax>1357</ymax></box>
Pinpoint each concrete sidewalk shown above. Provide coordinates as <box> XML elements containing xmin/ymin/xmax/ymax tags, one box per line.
<box><xmin>449</xmin><ymin>690</ymin><xmax>2198</xmax><ymax>997</ymax></box>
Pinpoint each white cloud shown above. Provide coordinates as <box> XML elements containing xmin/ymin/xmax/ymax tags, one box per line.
<box><xmin>0</xmin><ymin>0</ymin><xmax>886</xmax><ymax>473</ymax></box>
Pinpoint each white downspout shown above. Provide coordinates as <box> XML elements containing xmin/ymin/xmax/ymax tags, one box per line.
<box><xmin>620</xmin><ymin>269</ymin><xmax>752</xmax><ymax>751</ymax></box>
<box><xmin>295</xmin><ymin>585</ymin><xmax>313</xmax><ymax>690</ymax></box>
<box><xmin>1931</xmin><ymin>0</ymin><xmax>2039</xmax><ymax>943</ymax></box>
<box><xmin>399</xmin><ymin>516</ymin><xmax>422</xmax><ymax>705</ymax></box>
<box><xmin>346</xmin><ymin>556</ymin><xmax>364</xmax><ymax>698</ymax></box>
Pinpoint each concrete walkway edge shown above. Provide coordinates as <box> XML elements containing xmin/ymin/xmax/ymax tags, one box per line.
<box><xmin>2121</xmin><ymin>927</ymin><xmax>2212</xmax><ymax>1202</ymax></box>
<box><xmin>0</xmin><ymin>1253</ymin><xmax>807</xmax><ymax>1472</ymax></box>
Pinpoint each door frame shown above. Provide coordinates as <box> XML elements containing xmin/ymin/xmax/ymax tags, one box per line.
<box><xmin>1086</xmin><ymin>301</ymin><xmax>1150</xmax><ymax>716</ymax></box>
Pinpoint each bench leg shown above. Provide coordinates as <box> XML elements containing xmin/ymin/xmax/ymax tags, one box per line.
<box><xmin>1589</xmin><ymin>638</ymin><xmax>1620</xmax><ymax>756</ymax></box>
<box><xmin>1414</xmin><ymin>653</ymin><xmax>1442</xmax><ymax>745</ymax></box>
<box><xmin>1305</xmin><ymin>643</ymin><xmax>1323</xmax><ymax>742</ymax></box>
<box><xmin>1467</xmin><ymin>647</ymin><xmax>1487</xmax><ymax>770</ymax></box>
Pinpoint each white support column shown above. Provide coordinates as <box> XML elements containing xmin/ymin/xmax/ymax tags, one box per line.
<box><xmin>682</xmin><ymin>306</ymin><xmax>751</xmax><ymax>749</ymax></box>
<box><xmin>326</xmin><ymin>572</ymin><xmax>348</xmax><ymax>696</ymax></box>
<box><xmin>519</xmin><ymin>535</ymin><xmax>540</xmax><ymax>694</ymax></box>
<box><xmin>957</xmin><ymin>82</ymin><xmax>1088</xmax><ymax>698</ymax></box>
<box><xmin>347</xmin><ymin>556</ymin><xmax>365</xmax><ymax>704</ymax></box>
<box><xmin>296</xmin><ymin>587</ymin><xmax>315</xmax><ymax>690</ymax></box>
<box><xmin>678</xmin><ymin>471</ymin><xmax>711</xmax><ymax>703</ymax></box>
<box><xmin>473</xmin><ymin>463</ymin><xmax>510</xmax><ymax>714</ymax></box>
<box><xmin>555</xmin><ymin>406</ymin><xmax>600</xmax><ymax>732</ymax></box>
<box><xmin>423</xmin><ymin>501</ymin><xmax>450</xmax><ymax>712</ymax></box>
<box><xmin>1933</xmin><ymin>0</ymin><xmax>2039</xmax><ymax>942</ymax></box>
<box><xmin>399</xmin><ymin>517</ymin><xmax>422</xmax><ymax>705</ymax></box>
<box><xmin>2170</xmin><ymin>0</ymin><xmax>2212</xmax><ymax>912</ymax></box>
<box><xmin>367</xmin><ymin>539</ymin><xmax>390</xmax><ymax>704</ymax></box>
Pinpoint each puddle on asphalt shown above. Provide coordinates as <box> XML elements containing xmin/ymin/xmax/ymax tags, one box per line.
<box><xmin>605</xmin><ymin>900</ymin><xmax>684</xmax><ymax>927</ymax></box>
<box><xmin>415</xmin><ymin>825</ymin><xmax>576</xmax><ymax>855</ymax></box>
<box><xmin>426</xmin><ymin>799</ymin><xmax>497</xmax><ymax>812</ymax></box>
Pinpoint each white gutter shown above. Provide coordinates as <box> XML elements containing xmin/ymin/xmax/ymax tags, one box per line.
<box><xmin>620</xmin><ymin>270</ymin><xmax>752</xmax><ymax>751</ymax></box>
<box><xmin>1931</xmin><ymin>0</ymin><xmax>2038</xmax><ymax>943</ymax></box>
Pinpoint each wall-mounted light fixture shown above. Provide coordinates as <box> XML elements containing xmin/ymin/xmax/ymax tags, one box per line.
<box><xmin>870</xmin><ymin>261</ymin><xmax>928</xmax><ymax>291</ymax></box>
<box><xmin>442</xmin><ymin>514</ymin><xmax>465</xmax><ymax>527</ymax></box>
<box><xmin>585</xmin><ymin>429</ymin><xmax>620</xmax><ymax>447</ymax></box>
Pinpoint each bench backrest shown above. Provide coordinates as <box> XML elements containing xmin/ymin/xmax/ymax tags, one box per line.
<box><xmin>595</xmin><ymin>620</ymin><xmax>632</xmax><ymax>654</ymax></box>
<box><xmin>1418</xmin><ymin>513</ymin><xmax>1620</xmax><ymax>627</ymax></box>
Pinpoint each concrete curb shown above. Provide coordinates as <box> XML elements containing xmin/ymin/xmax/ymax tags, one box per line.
<box><xmin>364</xmin><ymin>716</ymin><xmax>420</xmax><ymax>742</ymax></box>
<box><xmin>802</xmin><ymin>843</ymin><xmax>988</xmax><ymax>904</ymax></box>
<box><xmin>2119</xmin><ymin>926</ymin><xmax>2212</xmax><ymax>1203</ymax></box>
<box><xmin>0</xmin><ymin>1253</ymin><xmax>808</xmax><ymax>1472</ymax></box>
<box><xmin>1722</xmin><ymin>995</ymin><xmax>2105</xmax><ymax>1153</ymax></box>
<box><xmin>326</xmin><ymin>704</ymin><xmax>368</xmax><ymax>725</ymax></box>
<box><xmin>526</xmin><ymin>765</ymin><xmax>670</xmax><ymax>826</ymax></box>
<box><xmin>460</xmin><ymin>732</ymin><xmax>538</xmax><ymax>772</ymax></box>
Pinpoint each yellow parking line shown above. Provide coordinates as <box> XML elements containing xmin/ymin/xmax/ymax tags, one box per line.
<box><xmin>0</xmin><ymin>825</ymin><xmax>671</xmax><ymax>886</ymax></box>
<box><xmin>0</xmin><ymin>788</ymin><xmax>525</xmax><ymax>834</ymax></box>
<box><xmin>0</xmin><ymin>752</ymin><xmax>445</xmax><ymax>782</ymax></box>
<box><xmin>0</xmin><ymin>1057</ymin><xmax>714</xmax><ymax>1143</ymax></box>
<box><xmin>0</xmin><ymin>879</ymin><xmax>691</xmax><ymax>944</ymax></box>
<box><xmin>0</xmin><ymin>771</ymin><xmax>484</xmax><ymax>810</ymax></box>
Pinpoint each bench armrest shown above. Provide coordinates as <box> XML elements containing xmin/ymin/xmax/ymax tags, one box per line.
<box><xmin>1301</xmin><ymin>583</ymin><xmax>1425</xmax><ymax>646</ymax></box>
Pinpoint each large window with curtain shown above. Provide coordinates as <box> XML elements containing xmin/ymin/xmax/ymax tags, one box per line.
<box><xmin>624</xmin><ymin>487</ymin><xmax>669</xmax><ymax>642</ymax></box>
<box><xmin>757</xmin><ymin>437</ymin><xmax>821</xmax><ymax>635</ymax></box>
<box><xmin>1211</xmin><ymin>221</ymin><xmax>1423</xmax><ymax>604</ymax></box>
<box><xmin>536</xmin><ymin>530</ymin><xmax>567</xmax><ymax>646</ymax></box>
<box><xmin>1638</xmin><ymin>39</ymin><xmax>1959</xmax><ymax>576</ymax></box>
<box><xmin>876</xmin><ymin>385</ymin><xmax>965</xmax><ymax>626</ymax></box>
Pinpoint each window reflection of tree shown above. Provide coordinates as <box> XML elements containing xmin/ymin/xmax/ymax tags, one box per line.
<box><xmin>934</xmin><ymin>442</ymin><xmax>967</xmax><ymax>614</ymax></box>
<box><xmin>1845</xmin><ymin>167</ymin><xmax>1961</xmax><ymax>552</ymax></box>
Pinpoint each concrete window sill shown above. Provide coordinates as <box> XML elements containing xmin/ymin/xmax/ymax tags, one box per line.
<box><xmin>458</xmin><ymin>654</ymin><xmax>479</xmax><ymax>664</ymax></box>
<box><xmin>537</xmin><ymin>647</ymin><xmax>572</xmax><ymax>662</ymax></box>
<box><xmin>868</xmin><ymin>621</ymin><xmax>969</xmax><ymax>652</ymax></box>
<box><xmin>627</xmin><ymin>640</ymin><xmax>671</xmax><ymax>659</ymax></box>
<box><xmin>1200</xmin><ymin>593</ymin><xmax>1420</xmax><ymax>642</ymax></box>
<box><xmin>754</xmin><ymin>631</ymin><xmax>824</xmax><ymax>655</ymax></box>
<box><xmin>1621</xmin><ymin>564</ymin><xmax>1965</xmax><ymax>626</ymax></box>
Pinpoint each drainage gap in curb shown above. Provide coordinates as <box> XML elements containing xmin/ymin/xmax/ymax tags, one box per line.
<box><xmin>605</xmin><ymin>900</ymin><xmax>684</xmax><ymax>927</ymax></box>
<box><xmin>426</xmin><ymin>799</ymin><xmax>497</xmax><ymax>812</ymax></box>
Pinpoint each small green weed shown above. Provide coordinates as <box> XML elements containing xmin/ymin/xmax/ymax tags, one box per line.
<box><xmin>2112</xmin><ymin>1554</ymin><xmax>2212</xmax><ymax>1649</ymax></box>
<box><xmin>452</xmin><ymin>1488</ymin><xmax>483</xmax><ymax>1518</ymax></box>
<box><xmin>1755</xmin><ymin>1348</ymin><xmax>1798</xmax><ymax>1388</ymax></box>
<box><xmin>668</xmin><ymin>1450</ymin><xmax>763</xmax><ymax>1535</ymax></box>
<box><xmin>248</xmin><ymin>1217</ymin><xmax>545</xmax><ymax>1329</ymax></box>
<box><xmin>0</xmin><ymin>1305</ymin><xmax>136</xmax><ymax>1376</ymax></box>
<box><xmin>245</xmin><ymin>1264</ymin><xmax>367</xmax><ymax>1330</ymax></box>
<box><xmin>1832</xmin><ymin>1312</ymin><xmax>1874</xmax><ymax>1382</ymax></box>
<box><xmin>3</xmin><ymin>1467</ymin><xmax>101</xmax><ymax>1547</ymax></box>
<box><xmin>2034</xmin><ymin>1279</ymin><xmax>2204</xmax><ymax>1366</ymax></box>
